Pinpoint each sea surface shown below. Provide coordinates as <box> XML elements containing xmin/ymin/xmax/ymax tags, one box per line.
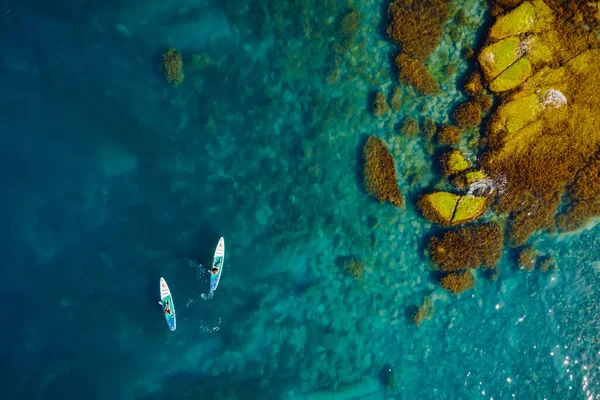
<box><xmin>2</xmin><ymin>0</ymin><xmax>600</xmax><ymax>399</ymax></box>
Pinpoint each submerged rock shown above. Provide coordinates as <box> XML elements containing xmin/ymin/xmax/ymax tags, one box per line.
<box><xmin>363</xmin><ymin>136</ymin><xmax>404</xmax><ymax>208</ymax></box>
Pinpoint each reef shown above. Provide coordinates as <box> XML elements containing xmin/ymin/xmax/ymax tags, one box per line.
<box><xmin>395</xmin><ymin>54</ymin><xmax>439</xmax><ymax>95</ymax></box>
<box><xmin>518</xmin><ymin>245</ymin><xmax>536</xmax><ymax>270</ymax></box>
<box><xmin>390</xmin><ymin>86</ymin><xmax>402</xmax><ymax>112</ymax></box>
<box><xmin>453</xmin><ymin>101</ymin><xmax>482</xmax><ymax>128</ymax></box>
<box><xmin>161</xmin><ymin>48</ymin><xmax>184</xmax><ymax>86</ymax></box>
<box><xmin>556</xmin><ymin>150</ymin><xmax>600</xmax><ymax>231</ymax></box>
<box><xmin>440</xmin><ymin>271</ymin><xmax>476</xmax><ymax>294</ymax></box>
<box><xmin>190</xmin><ymin>53</ymin><xmax>212</xmax><ymax>71</ymax></box>
<box><xmin>380</xmin><ymin>365</ymin><xmax>397</xmax><ymax>390</ymax></box>
<box><xmin>400</xmin><ymin>117</ymin><xmax>420</xmax><ymax>137</ymax></box>
<box><xmin>412</xmin><ymin>295</ymin><xmax>434</xmax><ymax>327</ymax></box>
<box><xmin>335</xmin><ymin>10</ymin><xmax>361</xmax><ymax>54</ymax></box>
<box><xmin>422</xmin><ymin>118</ymin><xmax>437</xmax><ymax>140</ymax></box>
<box><xmin>343</xmin><ymin>257</ymin><xmax>366</xmax><ymax>280</ymax></box>
<box><xmin>428</xmin><ymin>222</ymin><xmax>504</xmax><ymax>272</ymax></box>
<box><xmin>418</xmin><ymin>192</ymin><xmax>490</xmax><ymax>226</ymax></box>
<box><xmin>437</xmin><ymin>125</ymin><xmax>461</xmax><ymax>146</ymax></box>
<box><xmin>475</xmin><ymin>0</ymin><xmax>600</xmax><ymax>245</ymax></box>
<box><xmin>387</xmin><ymin>0</ymin><xmax>450</xmax><ymax>60</ymax></box>
<box><xmin>363</xmin><ymin>136</ymin><xmax>403</xmax><ymax>208</ymax></box>
<box><xmin>538</xmin><ymin>255</ymin><xmax>556</xmax><ymax>272</ymax></box>
<box><xmin>373</xmin><ymin>92</ymin><xmax>390</xmax><ymax>117</ymax></box>
<box><xmin>464</xmin><ymin>71</ymin><xmax>484</xmax><ymax>96</ymax></box>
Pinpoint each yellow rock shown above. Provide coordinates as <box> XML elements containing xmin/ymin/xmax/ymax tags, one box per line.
<box><xmin>418</xmin><ymin>192</ymin><xmax>460</xmax><ymax>226</ymax></box>
<box><xmin>490</xmin><ymin>57</ymin><xmax>533</xmax><ymax>92</ymax></box>
<box><xmin>501</xmin><ymin>93</ymin><xmax>543</xmax><ymax>133</ymax></box>
<box><xmin>465</xmin><ymin>171</ymin><xmax>488</xmax><ymax>185</ymax></box>
<box><xmin>510</xmin><ymin>65</ymin><xmax>568</xmax><ymax>101</ymax></box>
<box><xmin>567</xmin><ymin>49</ymin><xmax>600</xmax><ymax>74</ymax></box>
<box><xmin>478</xmin><ymin>37</ymin><xmax>522</xmax><ymax>80</ymax></box>
<box><xmin>522</xmin><ymin>35</ymin><xmax>553</xmax><ymax>65</ymax></box>
<box><xmin>446</xmin><ymin>150</ymin><xmax>470</xmax><ymax>175</ymax></box>
<box><xmin>531</xmin><ymin>0</ymin><xmax>555</xmax><ymax>32</ymax></box>
<box><xmin>490</xmin><ymin>1</ymin><xmax>536</xmax><ymax>40</ymax></box>
<box><xmin>452</xmin><ymin>195</ymin><xmax>489</xmax><ymax>225</ymax></box>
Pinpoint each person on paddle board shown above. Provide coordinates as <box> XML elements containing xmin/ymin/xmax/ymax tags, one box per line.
<box><xmin>159</xmin><ymin>299</ymin><xmax>173</xmax><ymax>315</ymax></box>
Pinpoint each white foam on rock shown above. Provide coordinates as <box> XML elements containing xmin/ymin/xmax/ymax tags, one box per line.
<box><xmin>541</xmin><ymin>89</ymin><xmax>567</xmax><ymax>109</ymax></box>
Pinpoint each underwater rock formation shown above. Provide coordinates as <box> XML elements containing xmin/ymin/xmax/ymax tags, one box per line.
<box><xmin>556</xmin><ymin>151</ymin><xmax>600</xmax><ymax>231</ymax></box>
<box><xmin>418</xmin><ymin>192</ymin><xmax>489</xmax><ymax>226</ymax></box>
<box><xmin>390</xmin><ymin>86</ymin><xmax>402</xmax><ymax>112</ymax></box>
<box><xmin>518</xmin><ymin>245</ymin><xmax>536</xmax><ymax>270</ymax></box>
<box><xmin>422</xmin><ymin>118</ymin><xmax>437</xmax><ymax>140</ymax></box>
<box><xmin>437</xmin><ymin>125</ymin><xmax>461</xmax><ymax>146</ymax></box>
<box><xmin>440</xmin><ymin>271</ymin><xmax>476</xmax><ymax>294</ymax></box>
<box><xmin>412</xmin><ymin>295</ymin><xmax>434</xmax><ymax>327</ymax></box>
<box><xmin>336</xmin><ymin>10</ymin><xmax>361</xmax><ymax>54</ymax></box>
<box><xmin>373</xmin><ymin>92</ymin><xmax>390</xmax><ymax>117</ymax></box>
<box><xmin>400</xmin><ymin>117</ymin><xmax>420</xmax><ymax>137</ymax></box>
<box><xmin>477</xmin><ymin>0</ymin><xmax>600</xmax><ymax>245</ymax></box>
<box><xmin>538</xmin><ymin>255</ymin><xmax>556</xmax><ymax>272</ymax></box>
<box><xmin>386</xmin><ymin>0</ymin><xmax>450</xmax><ymax>60</ymax></box>
<box><xmin>454</xmin><ymin>101</ymin><xmax>482</xmax><ymax>128</ymax></box>
<box><xmin>343</xmin><ymin>257</ymin><xmax>366</xmax><ymax>280</ymax></box>
<box><xmin>190</xmin><ymin>53</ymin><xmax>212</xmax><ymax>71</ymax></box>
<box><xmin>395</xmin><ymin>54</ymin><xmax>439</xmax><ymax>95</ymax></box>
<box><xmin>161</xmin><ymin>48</ymin><xmax>184</xmax><ymax>86</ymax></box>
<box><xmin>428</xmin><ymin>222</ymin><xmax>504</xmax><ymax>272</ymax></box>
<box><xmin>464</xmin><ymin>71</ymin><xmax>484</xmax><ymax>96</ymax></box>
<box><xmin>363</xmin><ymin>136</ymin><xmax>403</xmax><ymax>208</ymax></box>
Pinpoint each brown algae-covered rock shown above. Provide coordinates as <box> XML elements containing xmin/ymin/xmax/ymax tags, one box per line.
<box><xmin>413</xmin><ymin>296</ymin><xmax>434</xmax><ymax>327</ymax></box>
<box><xmin>344</xmin><ymin>257</ymin><xmax>366</xmax><ymax>280</ymax></box>
<box><xmin>454</xmin><ymin>102</ymin><xmax>482</xmax><ymax>127</ymax></box>
<box><xmin>391</xmin><ymin>86</ymin><xmax>402</xmax><ymax>112</ymax></box>
<box><xmin>387</xmin><ymin>0</ymin><xmax>450</xmax><ymax>60</ymax></box>
<box><xmin>395</xmin><ymin>54</ymin><xmax>439</xmax><ymax>95</ymax></box>
<box><xmin>464</xmin><ymin>71</ymin><xmax>484</xmax><ymax>96</ymax></box>
<box><xmin>480</xmin><ymin>49</ymin><xmax>600</xmax><ymax>245</ymax></box>
<box><xmin>373</xmin><ymin>92</ymin><xmax>390</xmax><ymax>117</ymax></box>
<box><xmin>363</xmin><ymin>136</ymin><xmax>403</xmax><ymax>207</ymax></box>
<box><xmin>440</xmin><ymin>271</ymin><xmax>476</xmax><ymax>294</ymax></box>
<box><xmin>400</xmin><ymin>117</ymin><xmax>420</xmax><ymax>137</ymax></box>
<box><xmin>162</xmin><ymin>48</ymin><xmax>184</xmax><ymax>86</ymax></box>
<box><xmin>428</xmin><ymin>222</ymin><xmax>504</xmax><ymax>271</ymax></box>
<box><xmin>518</xmin><ymin>245</ymin><xmax>536</xmax><ymax>270</ymax></box>
<box><xmin>438</xmin><ymin>125</ymin><xmax>461</xmax><ymax>145</ymax></box>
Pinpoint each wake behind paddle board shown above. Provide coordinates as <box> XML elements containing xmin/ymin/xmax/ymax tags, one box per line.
<box><xmin>202</xmin><ymin>237</ymin><xmax>225</xmax><ymax>300</ymax></box>
<box><xmin>159</xmin><ymin>277</ymin><xmax>176</xmax><ymax>331</ymax></box>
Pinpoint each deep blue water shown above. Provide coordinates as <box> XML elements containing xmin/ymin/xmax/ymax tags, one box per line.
<box><xmin>2</xmin><ymin>0</ymin><xmax>600</xmax><ymax>399</ymax></box>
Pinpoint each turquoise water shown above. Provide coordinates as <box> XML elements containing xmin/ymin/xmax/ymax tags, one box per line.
<box><xmin>2</xmin><ymin>0</ymin><xmax>600</xmax><ymax>399</ymax></box>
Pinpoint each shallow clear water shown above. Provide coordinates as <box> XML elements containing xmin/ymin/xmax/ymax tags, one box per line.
<box><xmin>2</xmin><ymin>0</ymin><xmax>600</xmax><ymax>399</ymax></box>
